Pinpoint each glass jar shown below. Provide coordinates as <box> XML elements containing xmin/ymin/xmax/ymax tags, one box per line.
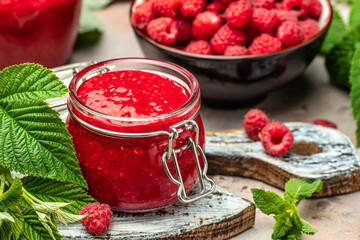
<box><xmin>66</xmin><ymin>58</ymin><xmax>215</xmax><ymax>212</ymax></box>
<box><xmin>0</xmin><ymin>0</ymin><xmax>81</xmax><ymax>70</ymax></box>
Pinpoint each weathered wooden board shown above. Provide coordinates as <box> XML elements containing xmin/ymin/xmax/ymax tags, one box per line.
<box><xmin>205</xmin><ymin>123</ymin><xmax>360</xmax><ymax>197</ymax></box>
<box><xmin>58</xmin><ymin>186</ymin><xmax>255</xmax><ymax>239</ymax></box>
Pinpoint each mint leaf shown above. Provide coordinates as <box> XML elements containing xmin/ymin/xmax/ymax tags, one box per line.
<box><xmin>22</xmin><ymin>208</ymin><xmax>62</xmax><ymax>240</ymax></box>
<box><xmin>251</xmin><ymin>188</ymin><xmax>286</xmax><ymax>215</ymax></box>
<box><xmin>350</xmin><ymin>43</ymin><xmax>360</xmax><ymax>146</ymax></box>
<box><xmin>0</xmin><ymin>177</ymin><xmax>22</xmax><ymax>209</ymax></box>
<box><xmin>301</xmin><ymin>219</ymin><xmax>318</xmax><ymax>235</ymax></box>
<box><xmin>22</xmin><ymin>177</ymin><xmax>94</xmax><ymax>214</ymax></box>
<box><xmin>321</xmin><ymin>8</ymin><xmax>348</xmax><ymax>54</ymax></box>
<box><xmin>0</xmin><ymin>64</ymin><xmax>87</xmax><ymax>188</ymax></box>
<box><xmin>284</xmin><ymin>179</ymin><xmax>322</xmax><ymax>204</ymax></box>
<box><xmin>350</xmin><ymin>0</ymin><xmax>360</xmax><ymax>29</ymax></box>
<box><xmin>325</xmin><ymin>28</ymin><xmax>360</xmax><ymax>89</ymax></box>
<box><xmin>272</xmin><ymin>216</ymin><xmax>288</xmax><ymax>239</ymax></box>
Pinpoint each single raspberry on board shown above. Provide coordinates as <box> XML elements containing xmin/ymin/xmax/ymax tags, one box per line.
<box><xmin>261</xmin><ymin>122</ymin><xmax>294</xmax><ymax>156</ymax></box>
<box><xmin>80</xmin><ymin>203</ymin><xmax>113</xmax><ymax>235</ymax></box>
<box><xmin>152</xmin><ymin>0</ymin><xmax>179</xmax><ymax>17</ymax></box>
<box><xmin>251</xmin><ymin>8</ymin><xmax>277</xmax><ymax>34</ymax></box>
<box><xmin>312</xmin><ymin>119</ymin><xmax>337</xmax><ymax>129</ymax></box>
<box><xmin>179</xmin><ymin>0</ymin><xmax>205</xmax><ymax>18</ymax></box>
<box><xmin>243</xmin><ymin>109</ymin><xmax>270</xmax><ymax>141</ymax></box>
<box><xmin>192</xmin><ymin>11</ymin><xmax>221</xmax><ymax>40</ymax></box>
<box><xmin>131</xmin><ymin>0</ymin><xmax>155</xmax><ymax>30</ymax></box>
<box><xmin>248</xmin><ymin>33</ymin><xmax>282</xmax><ymax>55</ymax></box>
<box><xmin>173</xmin><ymin>17</ymin><xmax>192</xmax><ymax>42</ymax></box>
<box><xmin>225</xmin><ymin>0</ymin><xmax>252</xmax><ymax>29</ymax></box>
<box><xmin>308</xmin><ymin>0</ymin><xmax>322</xmax><ymax>19</ymax></box>
<box><xmin>281</xmin><ymin>0</ymin><xmax>309</xmax><ymax>19</ymax></box>
<box><xmin>271</xmin><ymin>9</ymin><xmax>298</xmax><ymax>26</ymax></box>
<box><xmin>252</xmin><ymin>0</ymin><xmax>275</xmax><ymax>9</ymax></box>
<box><xmin>276</xmin><ymin>20</ymin><xmax>304</xmax><ymax>47</ymax></box>
<box><xmin>185</xmin><ymin>40</ymin><xmax>213</xmax><ymax>54</ymax></box>
<box><xmin>147</xmin><ymin>17</ymin><xmax>178</xmax><ymax>44</ymax></box>
<box><xmin>210</xmin><ymin>24</ymin><xmax>247</xmax><ymax>54</ymax></box>
<box><xmin>224</xmin><ymin>45</ymin><xmax>248</xmax><ymax>56</ymax></box>
<box><xmin>299</xmin><ymin>19</ymin><xmax>319</xmax><ymax>40</ymax></box>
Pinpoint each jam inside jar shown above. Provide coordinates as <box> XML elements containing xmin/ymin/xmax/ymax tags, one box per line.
<box><xmin>67</xmin><ymin>58</ymin><xmax>215</xmax><ymax>212</ymax></box>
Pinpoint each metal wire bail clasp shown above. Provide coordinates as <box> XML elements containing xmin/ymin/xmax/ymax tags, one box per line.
<box><xmin>162</xmin><ymin>120</ymin><xmax>216</xmax><ymax>204</ymax></box>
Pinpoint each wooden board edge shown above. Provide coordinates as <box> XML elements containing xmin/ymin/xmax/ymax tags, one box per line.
<box><xmin>207</xmin><ymin>156</ymin><xmax>360</xmax><ymax>198</ymax></box>
<box><xmin>161</xmin><ymin>201</ymin><xmax>255</xmax><ymax>240</ymax></box>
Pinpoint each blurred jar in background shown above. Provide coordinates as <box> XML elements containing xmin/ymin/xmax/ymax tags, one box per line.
<box><xmin>0</xmin><ymin>0</ymin><xmax>81</xmax><ymax>69</ymax></box>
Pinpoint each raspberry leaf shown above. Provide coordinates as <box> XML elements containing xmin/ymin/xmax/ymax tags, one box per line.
<box><xmin>22</xmin><ymin>176</ymin><xmax>94</xmax><ymax>215</ymax></box>
<box><xmin>284</xmin><ymin>179</ymin><xmax>322</xmax><ymax>205</ymax></box>
<box><xmin>350</xmin><ymin>0</ymin><xmax>360</xmax><ymax>29</ymax></box>
<box><xmin>251</xmin><ymin>188</ymin><xmax>287</xmax><ymax>215</ymax></box>
<box><xmin>0</xmin><ymin>63</ymin><xmax>87</xmax><ymax>188</ymax></box>
<box><xmin>0</xmin><ymin>177</ymin><xmax>23</xmax><ymax>209</ymax></box>
<box><xmin>22</xmin><ymin>208</ymin><xmax>62</xmax><ymax>240</ymax></box>
<box><xmin>350</xmin><ymin>43</ymin><xmax>360</xmax><ymax>146</ymax></box>
<box><xmin>321</xmin><ymin>8</ymin><xmax>348</xmax><ymax>55</ymax></box>
<box><xmin>7</xmin><ymin>207</ymin><xmax>24</xmax><ymax>240</ymax></box>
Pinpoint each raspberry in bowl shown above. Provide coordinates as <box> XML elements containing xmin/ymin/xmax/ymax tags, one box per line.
<box><xmin>130</xmin><ymin>0</ymin><xmax>332</xmax><ymax>108</ymax></box>
<box><xmin>67</xmin><ymin>58</ymin><xmax>215</xmax><ymax>212</ymax></box>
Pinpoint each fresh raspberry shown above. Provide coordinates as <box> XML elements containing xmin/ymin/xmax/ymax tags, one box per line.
<box><xmin>299</xmin><ymin>19</ymin><xmax>319</xmax><ymax>40</ymax></box>
<box><xmin>243</xmin><ymin>109</ymin><xmax>270</xmax><ymax>141</ymax></box>
<box><xmin>210</xmin><ymin>24</ymin><xmax>247</xmax><ymax>54</ymax></box>
<box><xmin>206</xmin><ymin>1</ymin><xmax>226</xmax><ymax>13</ymax></box>
<box><xmin>252</xmin><ymin>0</ymin><xmax>275</xmax><ymax>9</ymax></box>
<box><xmin>312</xmin><ymin>119</ymin><xmax>337</xmax><ymax>129</ymax></box>
<box><xmin>281</xmin><ymin>0</ymin><xmax>308</xmax><ymax>19</ymax></box>
<box><xmin>250</xmin><ymin>8</ymin><xmax>277</xmax><ymax>34</ymax></box>
<box><xmin>173</xmin><ymin>17</ymin><xmax>192</xmax><ymax>42</ymax></box>
<box><xmin>192</xmin><ymin>11</ymin><xmax>221</xmax><ymax>40</ymax></box>
<box><xmin>248</xmin><ymin>33</ymin><xmax>282</xmax><ymax>55</ymax></box>
<box><xmin>147</xmin><ymin>17</ymin><xmax>178</xmax><ymax>45</ymax></box>
<box><xmin>152</xmin><ymin>0</ymin><xmax>179</xmax><ymax>17</ymax></box>
<box><xmin>260</xmin><ymin>122</ymin><xmax>294</xmax><ymax>156</ymax></box>
<box><xmin>276</xmin><ymin>21</ymin><xmax>304</xmax><ymax>47</ymax></box>
<box><xmin>131</xmin><ymin>0</ymin><xmax>155</xmax><ymax>30</ymax></box>
<box><xmin>308</xmin><ymin>0</ymin><xmax>322</xmax><ymax>19</ymax></box>
<box><xmin>185</xmin><ymin>40</ymin><xmax>213</xmax><ymax>55</ymax></box>
<box><xmin>80</xmin><ymin>203</ymin><xmax>113</xmax><ymax>235</ymax></box>
<box><xmin>271</xmin><ymin>9</ymin><xmax>298</xmax><ymax>26</ymax></box>
<box><xmin>179</xmin><ymin>0</ymin><xmax>205</xmax><ymax>18</ymax></box>
<box><xmin>224</xmin><ymin>45</ymin><xmax>248</xmax><ymax>56</ymax></box>
<box><xmin>225</xmin><ymin>0</ymin><xmax>252</xmax><ymax>29</ymax></box>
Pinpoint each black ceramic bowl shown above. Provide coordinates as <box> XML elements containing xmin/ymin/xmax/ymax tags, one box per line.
<box><xmin>130</xmin><ymin>0</ymin><xmax>332</xmax><ymax>108</ymax></box>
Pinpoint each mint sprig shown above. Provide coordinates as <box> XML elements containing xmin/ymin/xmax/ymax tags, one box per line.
<box><xmin>0</xmin><ymin>63</ymin><xmax>95</xmax><ymax>239</ymax></box>
<box><xmin>350</xmin><ymin>43</ymin><xmax>360</xmax><ymax>145</ymax></box>
<box><xmin>251</xmin><ymin>179</ymin><xmax>322</xmax><ymax>240</ymax></box>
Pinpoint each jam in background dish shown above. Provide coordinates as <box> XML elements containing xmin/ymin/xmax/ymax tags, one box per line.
<box><xmin>0</xmin><ymin>0</ymin><xmax>81</xmax><ymax>69</ymax></box>
<box><xmin>67</xmin><ymin>69</ymin><xmax>204</xmax><ymax>212</ymax></box>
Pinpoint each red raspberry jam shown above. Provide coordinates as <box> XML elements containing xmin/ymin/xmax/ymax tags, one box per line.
<box><xmin>67</xmin><ymin>59</ymin><xmax>210</xmax><ymax>212</ymax></box>
<box><xmin>0</xmin><ymin>0</ymin><xmax>81</xmax><ymax>69</ymax></box>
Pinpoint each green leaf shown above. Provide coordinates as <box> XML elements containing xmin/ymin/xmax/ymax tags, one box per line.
<box><xmin>0</xmin><ymin>212</ymin><xmax>14</xmax><ymax>223</ymax></box>
<box><xmin>0</xmin><ymin>207</ymin><xmax>24</xmax><ymax>240</ymax></box>
<box><xmin>284</xmin><ymin>179</ymin><xmax>322</xmax><ymax>205</ymax></box>
<box><xmin>76</xmin><ymin>0</ymin><xmax>112</xmax><ymax>47</ymax></box>
<box><xmin>321</xmin><ymin>8</ymin><xmax>348</xmax><ymax>54</ymax></box>
<box><xmin>0</xmin><ymin>177</ymin><xmax>22</xmax><ymax>209</ymax></box>
<box><xmin>251</xmin><ymin>188</ymin><xmax>287</xmax><ymax>215</ymax></box>
<box><xmin>272</xmin><ymin>217</ymin><xmax>288</xmax><ymax>239</ymax></box>
<box><xmin>301</xmin><ymin>219</ymin><xmax>318</xmax><ymax>235</ymax></box>
<box><xmin>22</xmin><ymin>208</ymin><xmax>62</xmax><ymax>240</ymax></box>
<box><xmin>51</xmin><ymin>209</ymin><xmax>86</xmax><ymax>226</ymax></box>
<box><xmin>325</xmin><ymin>28</ymin><xmax>360</xmax><ymax>89</ymax></box>
<box><xmin>22</xmin><ymin>177</ymin><xmax>94</xmax><ymax>214</ymax></box>
<box><xmin>8</xmin><ymin>207</ymin><xmax>24</xmax><ymax>240</ymax></box>
<box><xmin>350</xmin><ymin>0</ymin><xmax>360</xmax><ymax>29</ymax></box>
<box><xmin>0</xmin><ymin>64</ymin><xmax>87</xmax><ymax>188</ymax></box>
<box><xmin>350</xmin><ymin>43</ymin><xmax>360</xmax><ymax>146</ymax></box>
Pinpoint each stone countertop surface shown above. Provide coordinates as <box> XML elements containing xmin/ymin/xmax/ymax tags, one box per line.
<box><xmin>71</xmin><ymin>2</ymin><xmax>360</xmax><ymax>239</ymax></box>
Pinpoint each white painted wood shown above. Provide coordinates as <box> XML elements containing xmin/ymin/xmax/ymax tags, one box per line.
<box><xmin>206</xmin><ymin>122</ymin><xmax>360</xmax><ymax>181</ymax></box>
<box><xmin>58</xmin><ymin>186</ymin><xmax>252</xmax><ymax>239</ymax></box>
